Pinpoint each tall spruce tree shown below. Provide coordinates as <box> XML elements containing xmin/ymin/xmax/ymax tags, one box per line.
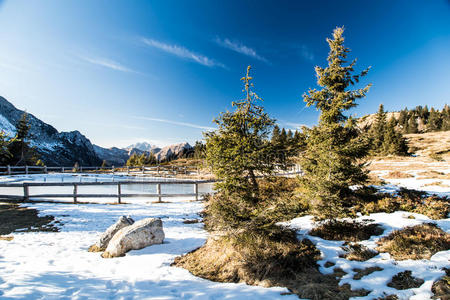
<box><xmin>205</xmin><ymin>65</ymin><xmax>275</xmax><ymax>199</ymax></box>
<box><xmin>299</xmin><ymin>27</ymin><xmax>371</xmax><ymax>220</ymax></box>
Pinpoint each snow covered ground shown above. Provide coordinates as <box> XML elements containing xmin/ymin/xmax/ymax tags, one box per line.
<box><xmin>0</xmin><ymin>200</ymin><xmax>295</xmax><ymax>299</ymax></box>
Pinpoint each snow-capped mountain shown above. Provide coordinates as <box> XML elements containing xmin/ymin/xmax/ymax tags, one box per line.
<box><xmin>124</xmin><ymin>142</ymin><xmax>160</xmax><ymax>153</ymax></box>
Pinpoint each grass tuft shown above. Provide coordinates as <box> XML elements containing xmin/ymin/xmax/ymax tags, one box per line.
<box><xmin>352</xmin><ymin>266</ymin><xmax>383</xmax><ymax>280</ymax></box>
<box><xmin>341</xmin><ymin>243</ymin><xmax>378</xmax><ymax>261</ymax></box>
<box><xmin>310</xmin><ymin>220</ymin><xmax>383</xmax><ymax>242</ymax></box>
<box><xmin>376</xmin><ymin>223</ymin><xmax>450</xmax><ymax>260</ymax></box>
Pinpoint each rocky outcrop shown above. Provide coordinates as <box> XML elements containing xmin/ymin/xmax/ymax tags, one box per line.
<box><xmin>88</xmin><ymin>216</ymin><xmax>134</xmax><ymax>252</ymax></box>
<box><xmin>102</xmin><ymin>218</ymin><xmax>164</xmax><ymax>258</ymax></box>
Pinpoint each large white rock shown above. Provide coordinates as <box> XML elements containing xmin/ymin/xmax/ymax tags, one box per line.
<box><xmin>88</xmin><ymin>216</ymin><xmax>134</xmax><ymax>252</ymax></box>
<box><xmin>102</xmin><ymin>218</ymin><xmax>164</xmax><ymax>258</ymax></box>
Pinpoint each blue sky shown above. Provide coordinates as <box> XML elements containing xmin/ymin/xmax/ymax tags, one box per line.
<box><xmin>0</xmin><ymin>0</ymin><xmax>449</xmax><ymax>148</ymax></box>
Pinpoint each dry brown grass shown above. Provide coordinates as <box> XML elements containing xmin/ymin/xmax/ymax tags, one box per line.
<box><xmin>341</xmin><ymin>243</ymin><xmax>378</xmax><ymax>261</ymax></box>
<box><xmin>384</xmin><ymin>171</ymin><xmax>413</xmax><ymax>179</ymax></box>
<box><xmin>423</xmin><ymin>181</ymin><xmax>450</xmax><ymax>188</ymax></box>
<box><xmin>0</xmin><ymin>236</ymin><xmax>14</xmax><ymax>241</ymax></box>
<box><xmin>310</xmin><ymin>220</ymin><xmax>384</xmax><ymax>242</ymax></box>
<box><xmin>0</xmin><ymin>202</ymin><xmax>59</xmax><ymax>235</ymax></box>
<box><xmin>376</xmin><ymin>223</ymin><xmax>450</xmax><ymax>260</ymax></box>
<box><xmin>174</xmin><ymin>229</ymin><xmax>370</xmax><ymax>299</ymax></box>
<box><xmin>353</xmin><ymin>266</ymin><xmax>383</xmax><ymax>280</ymax></box>
<box><xmin>387</xmin><ymin>270</ymin><xmax>424</xmax><ymax>290</ymax></box>
<box><xmin>405</xmin><ymin>131</ymin><xmax>450</xmax><ymax>160</ymax></box>
<box><xmin>417</xmin><ymin>170</ymin><xmax>450</xmax><ymax>180</ymax></box>
<box><xmin>355</xmin><ymin>188</ymin><xmax>449</xmax><ymax>220</ymax></box>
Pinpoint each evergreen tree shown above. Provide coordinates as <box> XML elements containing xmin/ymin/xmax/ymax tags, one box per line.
<box><xmin>383</xmin><ymin>118</ymin><xmax>408</xmax><ymax>155</ymax></box>
<box><xmin>271</xmin><ymin>125</ymin><xmax>281</xmax><ymax>144</ymax></box>
<box><xmin>428</xmin><ymin>108</ymin><xmax>441</xmax><ymax>131</ymax></box>
<box><xmin>398</xmin><ymin>108</ymin><xmax>408</xmax><ymax>132</ymax></box>
<box><xmin>442</xmin><ymin>104</ymin><xmax>450</xmax><ymax>131</ymax></box>
<box><xmin>0</xmin><ymin>131</ymin><xmax>13</xmax><ymax>164</ymax></box>
<box><xmin>205</xmin><ymin>65</ymin><xmax>275</xmax><ymax>199</ymax></box>
<box><xmin>7</xmin><ymin>113</ymin><xmax>38</xmax><ymax>165</ymax></box>
<box><xmin>407</xmin><ymin>115</ymin><xmax>418</xmax><ymax>133</ymax></box>
<box><xmin>370</xmin><ymin>104</ymin><xmax>386</xmax><ymax>151</ymax></box>
<box><xmin>193</xmin><ymin>141</ymin><xmax>206</xmax><ymax>159</ymax></box>
<box><xmin>299</xmin><ymin>27</ymin><xmax>371</xmax><ymax>221</ymax></box>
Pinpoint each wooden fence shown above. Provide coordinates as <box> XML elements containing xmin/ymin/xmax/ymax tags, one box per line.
<box><xmin>0</xmin><ymin>180</ymin><xmax>215</xmax><ymax>204</ymax></box>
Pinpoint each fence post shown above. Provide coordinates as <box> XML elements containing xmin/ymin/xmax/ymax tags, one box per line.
<box><xmin>25</xmin><ymin>165</ymin><xmax>29</xmax><ymax>175</ymax></box>
<box><xmin>194</xmin><ymin>183</ymin><xmax>198</xmax><ymax>201</ymax></box>
<box><xmin>7</xmin><ymin>165</ymin><xmax>11</xmax><ymax>175</ymax></box>
<box><xmin>62</xmin><ymin>167</ymin><xmax>65</xmax><ymax>173</ymax></box>
<box><xmin>23</xmin><ymin>183</ymin><xmax>29</xmax><ymax>201</ymax></box>
<box><xmin>44</xmin><ymin>166</ymin><xmax>48</xmax><ymax>174</ymax></box>
<box><xmin>73</xmin><ymin>184</ymin><xmax>78</xmax><ymax>203</ymax></box>
<box><xmin>127</xmin><ymin>166</ymin><xmax>129</xmax><ymax>174</ymax></box>
<box><xmin>157</xmin><ymin>183</ymin><xmax>161</xmax><ymax>203</ymax></box>
<box><xmin>112</xmin><ymin>165</ymin><xmax>115</xmax><ymax>175</ymax></box>
<box><xmin>117</xmin><ymin>183</ymin><xmax>121</xmax><ymax>204</ymax></box>
<box><xmin>142</xmin><ymin>166</ymin><xmax>145</xmax><ymax>174</ymax></box>
<box><xmin>80</xmin><ymin>166</ymin><xmax>83</xmax><ymax>173</ymax></box>
<box><xmin>157</xmin><ymin>165</ymin><xmax>160</xmax><ymax>176</ymax></box>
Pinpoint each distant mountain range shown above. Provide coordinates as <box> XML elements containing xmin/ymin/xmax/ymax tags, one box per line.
<box><xmin>0</xmin><ymin>96</ymin><xmax>192</xmax><ymax>166</ymax></box>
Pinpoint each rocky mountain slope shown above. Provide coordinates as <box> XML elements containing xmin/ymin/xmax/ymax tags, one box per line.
<box><xmin>0</xmin><ymin>96</ymin><xmax>101</xmax><ymax>166</ymax></box>
<box><xmin>0</xmin><ymin>96</ymin><xmax>193</xmax><ymax>166</ymax></box>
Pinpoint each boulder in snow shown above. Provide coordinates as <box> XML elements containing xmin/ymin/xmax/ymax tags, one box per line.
<box><xmin>88</xmin><ymin>216</ymin><xmax>134</xmax><ymax>252</ymax></box>
<box><xmin>101</xmin><ymin>218</ymin><xmax>164</xmax><ymax>258</ymax></box>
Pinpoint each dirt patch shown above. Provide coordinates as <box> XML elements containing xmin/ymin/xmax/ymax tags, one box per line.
<box><xmin>387</xmin><ymin>270</ymin><xmax>424</xmax><ymax>290</ymax></box>
<box><xmin>310</xmin><ymin>220</ymin><xmax>384</xmax><ymax>242</ymax></box>
<box><xmin>173</xmin><ymin>229</ymin><xmax>370</xmax><ymax>299</ymax></box>
<box><xmin>376</xmin><ymin>223</ymin><xmax>450</xmax><ymax>260</ymax></box>
<box><xmin>353</xmin><ymin>266</ymin><xmax>383</xmax><ymax>280</ymax></box>
<box><xmin>0</xmin><ymin>202</ymin><xmax>59</xmax><ymax>235</ymax></box>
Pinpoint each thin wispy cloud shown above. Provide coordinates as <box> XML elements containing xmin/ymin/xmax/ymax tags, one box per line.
<box><xmin>141</xmin><ymin>38</ymin><xmax>226</xmax><ymax>69</ymax></box>
<box><xmin>299</xmin><ymin>45</ymin><xmax>314</xmax><ymax>61</ymax></box>
<box><xmin>215</xmin><ymin>37</ymin><xmax>269</xmax><ymax>63</ymax></box>
<box><xmin>134</xmin><ymin>116</ymin><xmax>216</xmax><ymax>131</ymax></box>
<box><xmin>81</xmin><ymin>56</ymin><xmax>138</xmax><ymax>73</ymax></box>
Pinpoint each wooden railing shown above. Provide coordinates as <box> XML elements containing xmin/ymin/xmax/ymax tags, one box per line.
<box><xmin>0</xmin><ymin>179</ymin><xmax>215</xmax><ymax>204</ymax></box>
<box><xmin>0</xmin><ymin>165</ymin><xmax>201</xmax><ymax>176</ymax></box>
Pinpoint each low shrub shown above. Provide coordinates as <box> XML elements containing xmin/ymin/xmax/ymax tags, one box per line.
<box><xmin>376</xmin><ymin>223</ymin><xmax>450</xmax><ymax>260</ymax></box>
<box><xmin>310</xmin><ymin>220</ymin><xmax>384</xmax><ymax>242</ymax></box>
<box><xmin>387</xmin><ymin>270</ymin><xmax>424</xmax><ymax>290</ymax></box>
<box><xmin>341</xmin><ymin>243</ymin><xmax>378</xmax><ymax>261</ymax></box>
